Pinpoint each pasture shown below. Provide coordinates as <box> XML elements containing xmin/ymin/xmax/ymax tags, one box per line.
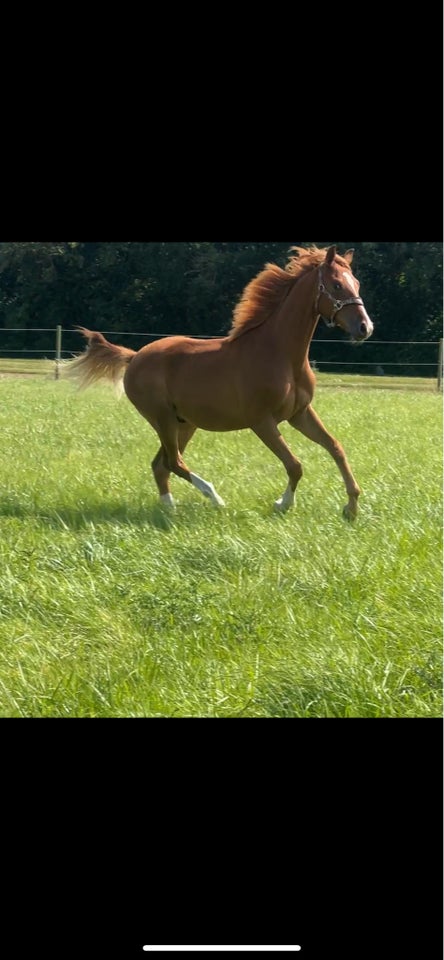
<box><xmin>0</xmin><ymin>372</ymin><xmax>441</xmax><ymax>717</ymax></box>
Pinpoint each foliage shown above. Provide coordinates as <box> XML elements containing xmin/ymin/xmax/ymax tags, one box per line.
<box><xmin>0</xmin><ymin>242</ymin><xmax>441</xmax><ymax>372</ymax></box>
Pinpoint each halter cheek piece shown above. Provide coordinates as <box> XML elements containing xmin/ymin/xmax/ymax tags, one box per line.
<box><xmin>316</xmin><ymin>267</ymin><xmax>364</xmax><ymax>327</ymax></box>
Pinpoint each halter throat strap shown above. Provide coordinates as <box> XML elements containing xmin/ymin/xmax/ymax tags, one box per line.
<box><xmin>316</xmin><ymin>267</ymin><xmax>364</xmax><ymax>327</ymax></box>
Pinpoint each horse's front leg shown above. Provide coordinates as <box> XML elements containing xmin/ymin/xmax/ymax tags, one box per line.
<box><xmin>252</xmin><ymin>417</ymin><xmax>303</xmax><ymax>513</ymax></box>
<box><xmin>289</xmin><ymin>405</ymin><xmax>361</xmax><ymax>519</ymax></box>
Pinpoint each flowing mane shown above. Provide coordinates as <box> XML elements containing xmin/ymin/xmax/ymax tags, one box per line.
<box><xmin>228</xmin><ymin>245</ymin><xmax>348</xmax><ymax>340</ymax></box>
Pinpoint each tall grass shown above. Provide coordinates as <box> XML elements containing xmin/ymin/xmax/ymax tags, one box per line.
<box><xmin>0</xmin><ymin>378</ymin><xmax>441</xmax><ymax>717</ymax></box>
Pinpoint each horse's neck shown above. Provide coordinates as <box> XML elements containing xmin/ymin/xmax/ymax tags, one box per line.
<box><xmin>271</xmin><ymin>270</ymin><xmax>319</xmax><ymax>365</ymax></box>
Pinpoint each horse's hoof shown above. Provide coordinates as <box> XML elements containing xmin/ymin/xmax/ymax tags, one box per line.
<box><xmin>274</xmin><ymin>486</ymin><xmax>295</xmax><ymax>513</ymax></box>
<box><xmin>274</xmin><ymin>499</ymin><xmax>290</xmax><ymax>514</ymax></box>
<box><xmin>160</xmin><ymin>493</ymin><xmax>176</xmax><ymax>509</ymax></box>
<box><xmin>343</xmin><ymin>504</ymin><xmax>357</xmax><ymax>521</ymax></box>
<box><xmin>200</xmin><ymin>482</ymin><xmax>225</xmax><ymax>507</ymax></box>
<box><xmin>204</xmin><ymin>491</ymin><xmax>225</xmax><ymax>507</ymax></box>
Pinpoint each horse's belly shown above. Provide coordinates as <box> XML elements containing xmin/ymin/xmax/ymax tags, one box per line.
<box><xmin>171</xmin><ymin>397</ymin><xmax>243</xmax><ymax>431</ymax></box>
<box><xmin>182</xmin><ymin>383</ymin><xmax>302</xmax><ymax>430</ymax></box>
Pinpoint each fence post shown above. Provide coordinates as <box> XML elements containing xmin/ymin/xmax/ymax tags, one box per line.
<box><xmin>55</xmin><ymin>325</ymin><xmax>62</xmax><ymax>380</ymax></box>
<box><xmin>438</xmin><ymin>339</ymin><xmax>443</xmax><ymax>392</ymax></box>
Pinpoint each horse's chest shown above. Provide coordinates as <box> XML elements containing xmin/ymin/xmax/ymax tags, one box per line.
<box><xmin>276</xmin><ymin>381</ymin><xmax>314</xmax><ymax>421</ymax></box>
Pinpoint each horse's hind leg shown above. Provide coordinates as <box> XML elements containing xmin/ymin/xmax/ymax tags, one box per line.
<box><xmin>290</xmin><ymin>405</ymin><xmax>361</xmax><ymax>519</ymax></box>
<box><xmin>152</xmin><ymin>423</ymin><xmax>198</xmax><ymax>508</ymax></box>
<box><xmin>158</xmin><ymin>421</ymin><xmax>225</xmax><ymax>508</ymax></box>
<box><xmin>152</xmin><ymin>445</ymin><xmax>174</xmax><ymax>506</ymax></box>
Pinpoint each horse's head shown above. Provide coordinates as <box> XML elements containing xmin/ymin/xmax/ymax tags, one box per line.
<box><xmin>316</xmin><ymin>246</ymin><xmax>374</xmax><ymax>343</ymax></box>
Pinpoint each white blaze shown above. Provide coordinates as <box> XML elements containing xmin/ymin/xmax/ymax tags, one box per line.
<box><xmin>343</xmin><ymin>271</ymin><xmax>358</xmax><ymax>295</ymax></box>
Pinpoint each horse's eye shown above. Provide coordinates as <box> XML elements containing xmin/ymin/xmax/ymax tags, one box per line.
<box><xmin>333</xmin><ymin>282</ymin><xmax>342</xmax><ymax>291</ymax></box>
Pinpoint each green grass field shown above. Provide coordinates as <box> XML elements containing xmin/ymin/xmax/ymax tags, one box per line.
<box><xmin>0</xmin><ymin>371</ymin><xmax>441</xmax><ymax>717</ymax></box>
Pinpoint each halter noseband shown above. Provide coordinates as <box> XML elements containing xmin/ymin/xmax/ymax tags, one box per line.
<box><xmin>316</xmin><ymin>267</ymin><xmax>364</xmax><ymax>328</ymax></box>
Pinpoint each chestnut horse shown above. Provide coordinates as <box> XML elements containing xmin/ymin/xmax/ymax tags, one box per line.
<box><xmin>64</xmin><ymin>245</ymin><xmax>373</xmax><ymax>518</ymax></box>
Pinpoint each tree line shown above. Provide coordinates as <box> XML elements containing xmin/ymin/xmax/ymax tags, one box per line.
<box><xmin>0</xmin><ymin>242</ymin><xmax>441</xmax><ymax>374</ymax></box>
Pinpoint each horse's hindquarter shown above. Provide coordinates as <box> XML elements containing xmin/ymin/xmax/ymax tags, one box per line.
<box><xmin>124</xmin><ymin>336</ymin><xmax>301</xmax><ymax>431</ymax></box>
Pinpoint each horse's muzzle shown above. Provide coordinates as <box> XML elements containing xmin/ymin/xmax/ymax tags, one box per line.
<box><xmin>351</xmin><ymin>309</ymin><xmax>374</xmax><ymax>342</ymax></box>
<box><xmin>359</xmin><ymin>318</ymin><xmax>374</xmax><ymax>340</ymax></box>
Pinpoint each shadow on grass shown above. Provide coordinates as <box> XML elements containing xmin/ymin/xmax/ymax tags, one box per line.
<box><xmin>0</xmin><ymin>497</ymin><xmax>189</xmax><ymax>532</ymax></box>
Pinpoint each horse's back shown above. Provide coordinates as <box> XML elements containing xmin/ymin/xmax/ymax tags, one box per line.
<box><xmin>126</xmin><ymin>335</ymin><xmax>227</xmax><ymax>390</ymax></box>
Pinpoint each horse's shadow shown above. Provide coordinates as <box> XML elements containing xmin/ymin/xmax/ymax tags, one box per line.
<box><xmin>0</xmin><ymin>498</ymin><xmax>190</xmax><ymax>532</ymax></box>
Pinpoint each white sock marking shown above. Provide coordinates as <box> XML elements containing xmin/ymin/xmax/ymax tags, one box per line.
<box><xmin>274</xmin><ymin>484</ymin><xmax>295</xmax><ymax>513</ymax></box>
<box><xmin>160</xmin><ymin>493</ymin><xmax>176</xmax><ymax>508</ymax></box>
<box><xmin>190</xmin><ymin>473</ymin><xmax>225</xmax><ymax>507</ymax></box>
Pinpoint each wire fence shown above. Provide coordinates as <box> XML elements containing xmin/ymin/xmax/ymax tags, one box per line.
<box><xmin>0</xmin><ymin>327</ymin><xmax>442</xmax><ymax>389</ymax></box>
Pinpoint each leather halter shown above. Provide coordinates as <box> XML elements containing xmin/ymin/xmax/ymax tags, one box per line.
<box><xmin>315</xmin><ymin>267</ymin><xmax>364</xmax><ymax>328</ymax></box>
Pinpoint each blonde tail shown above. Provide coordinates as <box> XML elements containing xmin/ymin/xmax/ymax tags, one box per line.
<box><xmin>62</xmin><ymin>327</ymin><xmax>136</xmax><ymax>394</ymax></box>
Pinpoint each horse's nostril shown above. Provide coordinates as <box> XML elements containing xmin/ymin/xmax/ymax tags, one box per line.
<box><xmin>360</xmin><ymin>321</ymin><xmax>367</xmax><ymax>336</ymax></box>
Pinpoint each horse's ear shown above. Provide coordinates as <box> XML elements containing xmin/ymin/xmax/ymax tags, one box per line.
<box><xmin>344</xmin><ymin>249</ymin><xmax>355</xmax><ymax>265</ymax></box>
<box><xmin>325</xmin><ymin>245</ymin><xmax>337</xmax><ymax>265</ymax></box>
